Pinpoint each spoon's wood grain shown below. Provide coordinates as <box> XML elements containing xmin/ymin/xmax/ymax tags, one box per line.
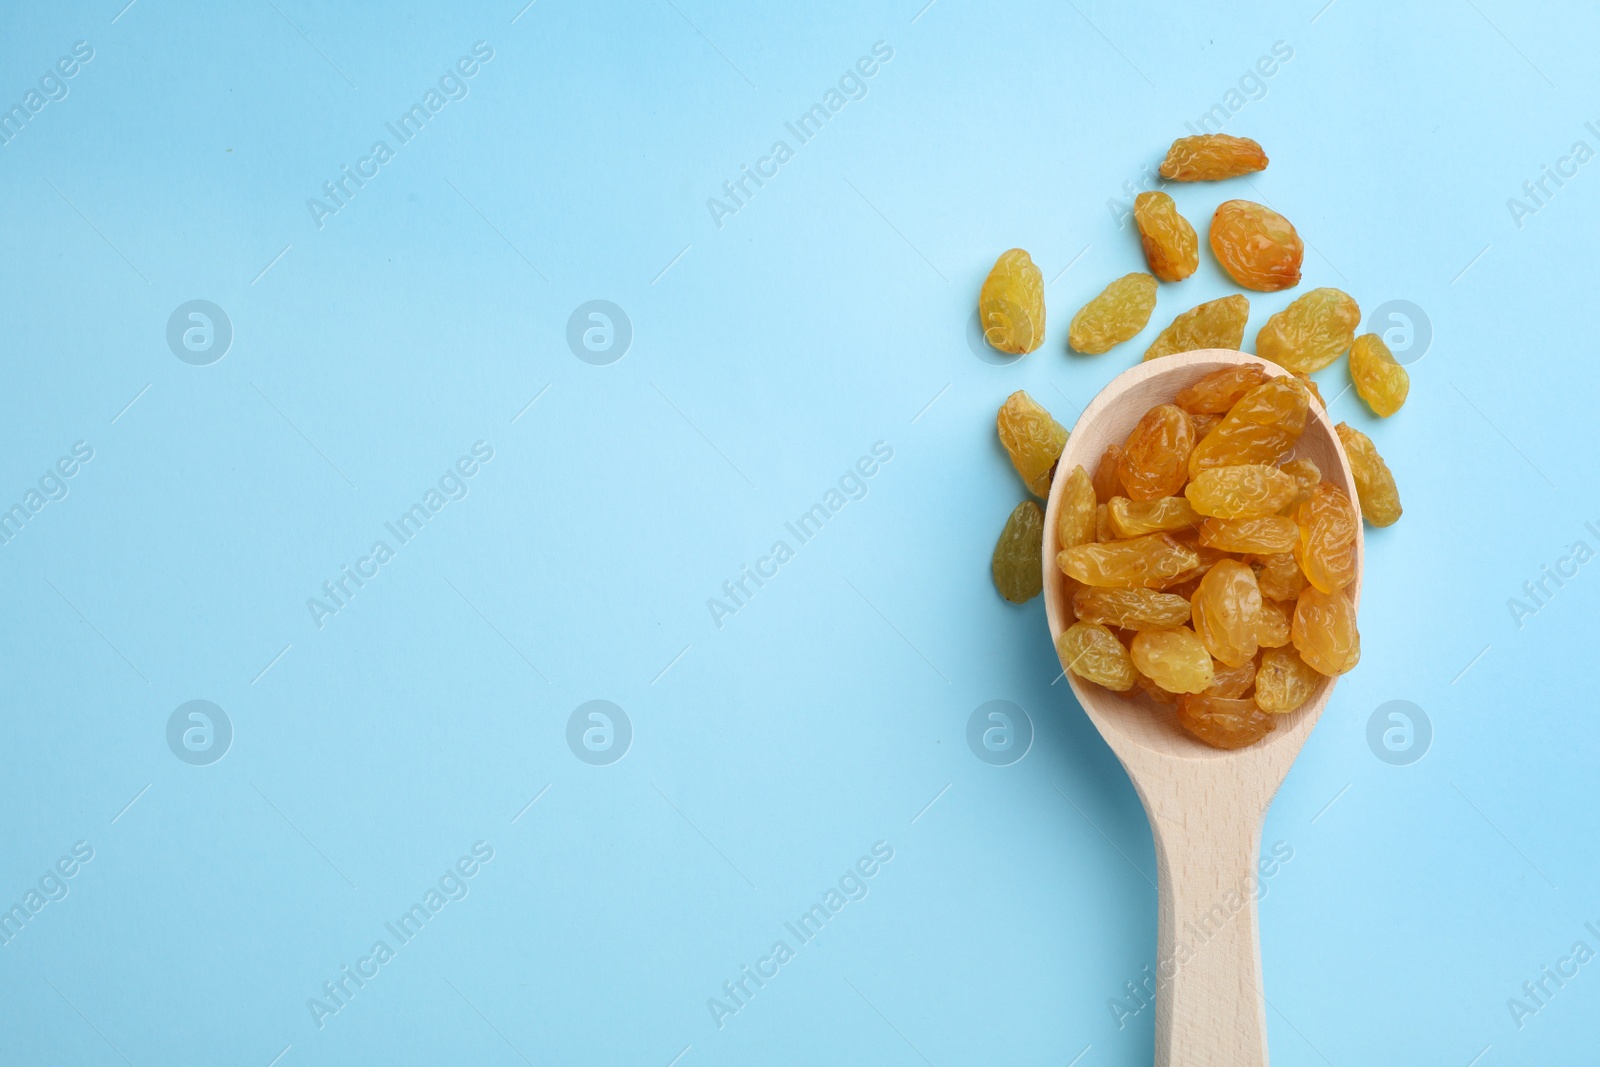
<box><xmin>1042</xmin><ymin>350</ymin><xmax>1361</xmax><ymax>1067</ymax></box>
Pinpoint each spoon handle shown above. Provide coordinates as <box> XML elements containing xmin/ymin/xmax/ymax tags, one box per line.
<box><xmin>1150</xmin><ymin>805</ymin><xmax>1270</xmax><ymax>1066</ymax></box>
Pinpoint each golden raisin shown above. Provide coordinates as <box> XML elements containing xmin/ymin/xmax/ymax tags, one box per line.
<box><xmin>1144</xmin><ymin>295</ymin><xmax>1250</xmax><ymax>361</ymax></box>
<box><xmin>997</xmin><ymin>391</ymin><xmax>1068</xmax><ymax>498</ymax></box>
<box><xmin>1175</xmin><ymin>364</ymin><xmax>1268</xmax><ymax>414</ymax></box>
<box><xmin>1335</xmin><ymin>423</ymin><xmax>1402</xmax><ymax>527</ymax></box>
<box><xmin>1158</xmin><ymin>134</ymin><xmax>1269</xmax><ymax>181</ymax></box>
<box><xmin>1185</xmin><ymin>464</ymin><xmax>1298</xmax><ymax>519</ymax></box>
<box><xmin>1256</xmin><ymin>597</ymin><xmax>1291</xmax><ymax>648</ymax></box>
<box><xmin>978</xmin><ymin>248</ymin><xmax>1045</xmax><ymax>354</ymax></box>
<box><xmin>1069</xmin><ymin>273</ymin><xmax>1158</xmax><ymax>354</ymax></box>
<box><xmin>1349</xmin><ymin>333</ymin><xmax>1410</xmax><ymax>417</ymax></box>
<box><xmin>1056</xmin><ymin>465</ymin><xmax>1098</xmax><ymax>548</ymax></box>
<box><xmin>1197</xmin><ymin>515</ymin><xmax>1297</xmax><ymax>554</ymax></box>
<box><xmin>1188</xmin><ymin>375</ymin><xmax>1309</xmax><ymax>475</ymax></box>
<box><xmin>992</xmin><ymin>501</ymin><xmax>1044</xmax><ymax>603</ymax></box>
<box><xmin>1120</xmin><ymin>404</ymin><xmax>1196</xmax><ymax>500</ymax></box>
<box><xmin>1058</xmin><ymin>534</ymin><xmax>1200</xmax><ymax>589</ymax></box>
<box><xmin>1293</xmin><ymin>483</ymin><xmax>1358</xmax><ymax>593</ymax></box>
<box><xmin>1256</xmin><ymin>552</ymin><xmax>1307</xmax><ymax>601</ymax></box>
<box><xmin>1205</xmin><ymin>658</ymin><xmax>1257</xmax><ymax>699</ymax></box>
<box><xmin>1130</xmin><ymin>627</ymin><xmax>1215</xmax><ymax>694</ymax></box>
<box><xmin>1254</xmin><ymin>647</ymin><xmax>1320</xmax><ymax>713</ymax></box>
<box><xmin>1177</xmin><ymin>693</ymin><xmax>1276</xmax><ymax>749</ymax></box>
<box><xmin>1058</xmin><ymin>622</ymin><xmax>1138</xmax><ymax>691</ymax></box>
<box><xmin>1190</xmin><ymin>558</ymin><xmax>1262</xmax><ymax>667</ymax></box>
<box><xmin>1108</xmin><ymin>496</ymin><xmax>1201</xmax><ymax>538</ymax></box>
<box><xmin>1092</xmin><ymin>445</ymin><xmax>1125</xmax><ymax>503</ymax></box>
<box><xmin>1254</xmin><ymin>288</ymin><xmax>1361</xmax><ymax>371</ymax></box>
<box><xmin>1133</xmin><ymin>192</ymin><xmax>1199</xmax><ymax>282</ymax></box>
<box><xmin>1291</xmin><ymin>586</ymin><xmax>1360</xmax><ymax>676</ymax></box>
<box><xmin>1209</xmin><ymin>200</ymin><xmax>1303</xmax><ymax>291</ymax></box>
<box><xmin>1280</xmin><ymin>457</ymin><xmax>1321</xmax><ymax>511</ymax></box>
<box><xmin>1071</xmin><ymin>587</ymin><xmax>1192</xmax><ymax>629</ymax></box>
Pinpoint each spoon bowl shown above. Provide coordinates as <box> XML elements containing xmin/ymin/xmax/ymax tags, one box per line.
<box><xmin>1042</xmin><ymin>349</ymin><xmax>1361</xmax><ymax>1066</ymax></box>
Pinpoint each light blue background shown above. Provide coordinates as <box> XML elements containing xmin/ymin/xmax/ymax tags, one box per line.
<box><xmin>1</xmin><ymin>0</ymin><xmax>1595</xmax><ymax>1063</ymax></box>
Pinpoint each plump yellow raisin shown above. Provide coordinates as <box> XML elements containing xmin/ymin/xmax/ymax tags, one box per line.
<box><xmin>1348</xmin><ymin>333</ymin><xmax>1410</xmax><ymax>417</ymax></box>
<box><xmin>1069</xmin><ymin>273</ymin><xmax>1158</xmax><ymax>354</ymax></box>
<box><xmin>1058</xmin><ymin>534</ymin><xmax>1200</xmax><ymax>589</ymax></box>
<box><xmin>1256</xmin><ymin>597</ymin><xmax>1291</xmax><ymax>648</ymax></box>
<box><xmin>1255</xmin><ymin>552</ymin><xmax>1307</xmax><ymax>601</ymax></box>
<box><xmin>1177</xmin><ymin>694</ymin><xmax>1276</xmax><ymax>748</ymax></box>
<box><xmin>1120</xmin><ymin>404</ymin><xmax>1196</xmax><ymax>500</ymax></box>
<box><xmin>1134</xmin><ymin>192</ymin><xmax>1199</xmax><ymax>282</ymax></box>
<box><xmin>1185</xmin><ymin>464</ymin><xmax>1298</xmax><ymax>519</ymax></box>
<box><xmin>1188</xmin><ymin>375</ymin><xmax>1309</xmax><ymax>475</ymax></box>
<box><xmin>1175</xmin><ymin>364</ymin><xmax>1268</xmax><ymax>414</ymax></box>
<box><xmin>1335</xmin><ymin>423</ymin><xmax>1402</xmax><ymax>527</ymax></box>
<box><xmin>978</xmin><ymin>248</ymin><xmax>1045</xmax><ymax>354</ymax></box>
<box><xmin>1056</xmin><ymin>465</ymin><xmax>1098</xmax><ymax>548</ymax></box>
<box><xmin>1144</xmin><ymin>295</ymin><xmax>1250</xmax><ymax>361</ymax></box>
<box><xmin>1108</xmin><ymin>496</ymin><xmax>1201</xmax><ymax>537</ymax></box>
<box><xmin>997</xmin><ymin>391</ymin><xmax>1068</xmax><ymax>498</ymax></box>
<box><xmin>1293</xmin><ymin>482</ymin><xmax>1358</xmax><ymax>593</ymax></box>
<box><xmin>1197</xmin><ymin>515</ymin><xmax>1297</xmax><ymax>554</ymax></box>
<box><xmin>992</xmin><ymin>501</ymin><xmax>1044</xmax><ymax>603</ymax></box>
<box><xmin>1254</xmin><ymin>288</ymin><xmax>1361</xmax><ymax>371</ymax></box>
<box><xmin>1190</xmin><ymin>558</ymin><xmax>1262</xmax><ymax>667</ymax></box>
<box><xmin>1209</xmin><ymin>200</ymin><xmax>1303</xmax><ymax>291</ymax></box>
<box><xmin>1058</xmin><ymin>622</ymin><xmax>1138</xmax><ymax>691</ymax></box>
<box><xmin>1291</xmin><ymin>586</ymin><xmax>1360</xmax><ymax>675</ymax></box>
<box><xmin>1071</xmin><ymin>587</ymin><xmax>1191</xmax><ymax>629</ymax></box>
<box><xmin>1254</xmin><ymin>647</ymin><xmax>1320</xmax><ymax>713</ymax></box>
<box><xmin>1158</xmin><ymin>134</ymin><xmax>1269</xmax><ymax>181</ymax></box>
<box><xmin>1280</xmin><ymin>457</ymin><xmax>1321</xmax><ymax>512</ymax></box>
<box><xmin>1092</xmin><ymin>445</ymin><xmax>1125</xmax><ymax>503</ymax></box>
<box><xmin>1130</xmin><ymin>627</ymin><xmax>1215</xmax><ymax>694</ymax></box>
<box><xmin>1205</xmin><ymin>658</ymin><xmax>1256</xmax><ymax>699</ymax></box>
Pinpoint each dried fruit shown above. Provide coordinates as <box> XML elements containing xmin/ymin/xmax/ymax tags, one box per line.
<box><xmin>1092</xmin><ymin>446</ymin><xmax>1125</xmax><ymax>503</ymax></box>
<box><xmin>1058</xmin><ymin>534</ymin><xmax>1200</xmax><ymax>589</ymax></box>
<box><xmin>978</xmin><ymin>248</ymin><xmax>1045</xmax><ymax>354</ymax></box>
<box><xmin>1130</xmin><ymin>627</ymin><xmax>1215</xmax><ymax>694</ymax></box>
<box><xmin>1255</xmin><ymin>552</ymin><xmax>1306</xmax><ymax>601</ymax></box>
<box><xmin>1349</xmin><ymin>333</ymin><xmax>1410</xmax><ymax>417</ymax></box>
<box><xmin>1254</xmin><ymin>288</ymin><xmax>1361</xmax><ymax>372</ymax></box>
<box><xmin>1056</xmin><ymin>465</ymin><xmax>1098</xmax><ymax>548</ymax></box>
<box><xmin>1144</xmin><ymin>295</ymin><xmax>1250</xmax><ymax>361</ymax></box>
<box><xmin>1209</xmin><ymin>200</ymin><xmax>1303</xmax><ymax>291</ymax></box>
<box><xmin>1120</xmin><ymin>404</ymin><xmax>1196</xmax><ymax>500</ymax></box>
<box><xmin>1205</xmin><ymin>659</ymin><xmax>1257</xmax><ymax>699</ymax></box>
<box><xmin>1256</xmin><ymin>597</ymin><xmax>1291</xmax><ymax>648</ymax></box>
<box><xmin>1058</xmin><ymin>622</ymin><xmax>1138</xmax><ymax>691</ymax></box>
<box><xmin>992</xmin><ymin>501</ymin><xmax>1044</xmax><ymax>603</ymax></box>
<box><xmin>1108</xmin><ymin>496</ymin><xmax>1201</xmax><ymax>538</ymax></box>
<box><xmin>1280</xmin><ymin>457</ymin><xmax>1321</xmax><ymax>511</ymax></box>
<box><xmin>1293</xmin><ymin>482</ymin><xmax>1359</xmax><ymax>593</ymax></box>
<box><xmin>1072</xmin><ymin>587</ymin><xmax>1192</xmax><ymax>629</ymax></box>
<box><xmin>1197</xmin><ymin>515</ymin><xmax>1297</xmax><ymax>554</ymax></box>
<box><xmin>1295</xmin><ymin>373</ymin><xmax>1325</xmax><ymax>409</ymax></box>
<box><xmin>1190</xmin><ymin>559</ymin><xmax>1262</xmax><ymax>667</ymax></box>
<box><xmin>1158</xmin><ymin>134</ymin><xmax>1269</xmax><ymax>181</ymax></box>
<box><xmin>1291</xmin><ymin>586</ymin><xmax>1360</xmax><ymax>676</ymax></box>
<box><xmin>1254</xmin><ymin>647</ymin><xmax>1320</xmax><ymax>713</ymax></box>
<box><xmin>1335</xmin><ymin>424</ymin><xmax>1402</xmax><ymax>527</ymax></box>
<box><xmin>1186</xmin><ymin>464</ymin><xmax>1298</xmax><ymax>519</ymax></box>
<box><xmin>997</xmin><ymin>391</ymin><xmax>1068</xmax><ymax>498</ymax></box>
<box><xmin>1069</xmin><ymin>273</ymin><xmax>1159</xmax><ymax>354</ymax></box>
<box><xmin>1188</xmin><ymin>375</ymin><xmax>1309</xmax><ymax>475</ymax></box>
<box><xmin>1175</xmin><ymin>364</ymin><xmax>1268</xmax><ymax>414</ymax></box>
<box><xmin>1133</xmin><ymin>192</ymin><xmax>1199</xmax><ymax>282</ymax></box>
<box><xmin>1177</xmin><ymin>694</ymin><xmax>1276</xmax><ymax>748</ymax></box>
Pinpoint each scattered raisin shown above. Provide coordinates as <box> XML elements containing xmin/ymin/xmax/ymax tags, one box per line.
<box><xmin>1349</xmin><ymin>333</ymin><xmax>1410</xmax><ymax>417</ymax></box>
<box><xmin>1069</xmin><ymin>273</ymin><xmax>1159</xmax><ymax>354</ymax></box>
<box><xmin>1144</xmin><ymin>295</ymin><xmax>1251</xmax><ymax>361</ymax></box>
<box><xmin>997</xmin><ymin>390</ymin><xmax>1068</xmax><ymax>498</ymax></box>
<box><xmin>1134</xmin><ymin>192</ymin><xmax>1199</xmax><ymax>282</ymax></box>
<box><xmin>1335</xmin><ymin>423</ymin><xmax>1402</xmax><ymax>527</ymax></box>
<box><xmin>1209</xmin><ymin>200</ymin><xmax>1303</xmax><ymax>291</ymax></box>
<box><xmin>1254</xmin><ymin>288</ymin><xmax>1361</xmax><ymax>372</ymax></box>
<box><xmin>1291</xmin><ymin>586</ymin><xmax>1361</xmax><ymax>676</ymax></box>
<box><xmin>979</xmin><ymin>248</ymin><xmax>1046</xmax><ymax>354</ymax></box>
<box><xmin>1158</xmin><ymin>134</ymin><xmax>1269</xmax><ymax>181</ymax></box>
<box><xmin>992</xmin><ymin>501</ymin><xmax>1044</xmax><ymax>603</ymax></box>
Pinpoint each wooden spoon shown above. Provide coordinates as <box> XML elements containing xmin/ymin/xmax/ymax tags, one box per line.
<box><xmin>1042</xmin><ymin>349</ymin><xmax>1361</xmax><ymax>1067</ymax></box>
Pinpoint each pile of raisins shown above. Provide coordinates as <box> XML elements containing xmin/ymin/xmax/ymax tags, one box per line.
<box><xmin>985</xmin><ymin>134</ymin><xmax>1407</xmax><ymax>749</ymax></box>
